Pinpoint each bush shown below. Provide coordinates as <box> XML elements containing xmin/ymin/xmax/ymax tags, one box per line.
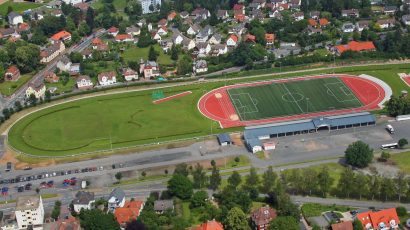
<box><xmin>396</xmin><ymin>206</ymin><xmax>407</xmax><ymax>216</ymax></box>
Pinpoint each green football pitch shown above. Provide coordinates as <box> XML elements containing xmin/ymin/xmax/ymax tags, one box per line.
<box><xmin>227</xmin><ymin>77</ymin><xmax>363</xmax><ymax>121</ymax></box>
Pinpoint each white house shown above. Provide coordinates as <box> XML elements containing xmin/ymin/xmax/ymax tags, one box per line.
<box><xmin>227</xmin><ymin>34</ymin><xmax>238</xmax><ymax>47</ymax></box>
<box><xmin>62</xmin><ymin>0</ymin><xmax>83</xmax><ymax>5</ymax></box>
<box><xmin>187</xmin><ymin>24</ymin><xmax>201</xmax><ymax>36</ymax></box>
<box><xmin>209</xmin><ymin>33</ymin><xmax>221</xmax><ymax>45</ymax></box>
<box><xmin>73</xmin><ymin>191</ymin><xmax>95</xmax><ymax>213</ymax></box>
<box><xmin>211</xmin><ymin>44</ymin><xmax>227</xmax><ymax>56</ymax></box>
<box><xmin>193</xmin><ymin>60</ymin><xmax>208</xmax><ymax>73</ymax></box>
<box><xmin>172</xmin><ymin>33</ymin><xmax>184</xmax><ymax>45</ymax></box>
<box><xmin>8</xmin><ymin>12</ymin><xmax>23</xmax><ymax>25</ymax></box>
<box><xmin>40</xmin><ymin>41</ymin><xmax>65</xmax><ymax>63</ymax></box>
<box><xmin>76</xmin><ymin>75</ymin><xmax>93</xmax><ymax>90</ymax></box>
<box><xmin>56</xmin><ymin>56</ymin><xmax>72</xmax><ymax>72</ymax></box>
<box><xmin>182</xmin><ymin>38</ymin><xmax>196</xmax><ymax>50</ymax></box>
<box><xmin>15</xmin><ymin>195</ymin><xmax>44</xmax><ymax>230</ymax></box>
<box><xmin>25</xmin><ymin>83</ymin><xmax>46</xmax><ymax>99</ymax></box>
<box><xmin>140</xmin><ymin>0</ymin><xmax>161</xmax><ymax>14</ymax></box>
<box><xmin>292</xmin><ymin>12</ymin><xmax>304</xmax><ymax>21</ymax></box>
<box><xmin>140</xmin><ymin>60</ymin><xmax>160</xmax><ymax>79</ymax></box>
<box><xmin>157</xmin><ymin>26</ymin><xmax>168</xmax><ymax>36</ymax></box>
<box><xmin>108</xmin><ymin>188</ymin><xmax>125</xmax><ymax>213</ymax></box>
<box><xmin>377</xmin><ymin>18</ymin><xmax>396</xmax><ymax>29</ymax></box>
<box><xmin>196</xmin><ymin>42</ymin><xmax>211</xmax><ymax>56</ymax></box>
<box><xmin>97</xmin><ymin>71</ymin><xmax>117</xmax><ymax>86</ymax></box>
<box><xmin>122</xmin><ymin>68</ymin><xmax>138</xmax><ymax>81</ymax></box>
<box><xmin>342</xmin><ymin>23</ymin><xmax>355</xmax><ymax>33</ymax></box>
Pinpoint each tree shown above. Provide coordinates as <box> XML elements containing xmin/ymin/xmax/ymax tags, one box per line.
<box><xmin>394</xmin><ymin>171</ymin><xmax>408</xmax><ymax>202</ymax></box>
<box><xmin>317</xmin><ymin>166</ymin><xmax>333</xmax><ymax>197</ymax></box>
<box><xmin>2</xmin><ymin>108</ymin><xmax>10</xmax><ymax>120</ymax></box>
<box><xmin>209</xmin><ymin>165</ymin><xmax>221</xmax><ymax>191</ymax></box>
<box><xmin>15</xmin><ymin>44</ymin><xmax>40</xmax><ymax>73</ymax></box>
<box><xmin>173</xmin><ymin>163</ymin><xmax>189</xmax><ymax>177</ymax></box>
<box><xmin>190</xmin><ymin>190</ymin><xmax>208</xmax><ymax>208</ymax></box>
<box><xmin>345</xmin><ymin>141</ymin><xmax>374</xmax><ymax>168</ymax></box>
<box><xmin>170</xmin><ymin>44</ymin><xmax>178</xmax><ymax>61</ymax></box>
<box><xmin>227</xmin><ymin>171</ymin><xmax>241</xmax><ymax>189</ymax></box>
<box><xmin>380</xmin><ymin>177</ymin><xmax>395</xmax><ymax>201</ymax></box>
<box><xmin>396</xmin><ymin>206</ymin><xmax>407</xmax><ymax>217</ymax></box>
<box><xmin>115</xmin><ymin>172</ymin><xmax>122</xmax><ymax>182</ymax></box>
<box><xmin>260</xmin><ymin>166</ymin><xmax>277</xmax><ymax>194</ymax></box>
<box><xmin>353</xmin><ymin>173</ymin><xmax>369</xmax><ymax>200</ymax></box>
<box><xmin>192</xmin><ymin>163</ymin><xmax>207</xmax><ymax>189</ymax></box>
<box><xmin>79</xmin><ymin>209</ymin><xmax>120</xmax><ymax>230</ymax></box>
<box><xmin>177</xmin><ymin>55</ymin><xmax>192</xmax><ymax>75</ymax></box>
<box><xmin>167</xmin><ymin>174</ymin><xmax>193</xmax><ymax>200</ymax></box>
<box><xmin>353</xmin><ymin>219</ymin><xmax>364</xmax><ymax>230</ymax></box>
<box><xmin>338</xmin><ymin>167</ymin><xmax>355</xmax><ymax>198</ymax></box>
<box><xmin>45</xmin><ymin>90</ymin><xmax>51</xmax><ymax>102</ymax></box>
<box><xmin>51</xmin><ymin>201</ymin><xmax>61</xmax><ymax>220</ymax></box>
<box><xmin>380</xmin><ymin>151</ymin><xmax>390</xmax><ymax>162</ymax></box>
<box><xmin>126</xmin><ymin>219</ymin><xmax>147</xmax><ymax>230</ymax></box>
<box><xmin>301</xmin><ymin>168</ymin><xmax>317</xmax><ymax>196</ymax></box>
<box><xmin>148</xmin><ymin>46</ymin><xmax>158</xmax><ymax>61</ymax></box>
<box><xmin>224</xmin><ymin>207</ymin><xmax>248</xmax><ymax>230</ymax></box>
<box><xmin>269</xmin><ymin>216</ymin><xmax>299</xmax><ymax>230</ymax></box>
<box><xmin>243</xmin><ymin>167</ymin><xmax>259</xmax><ymax>192</ymax></box>
<box><xmin>398</xmin><ymin>138</ymin><xmax>408</xmax><ymax>149</ymax></box>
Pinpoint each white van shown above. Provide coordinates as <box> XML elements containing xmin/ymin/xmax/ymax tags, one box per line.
<box><xmin>386</xmin><ymin>124</ymin><xmax>395</xmax><ymax>134</ymax></box>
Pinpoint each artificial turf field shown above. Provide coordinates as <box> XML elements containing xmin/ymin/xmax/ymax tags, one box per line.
<box><xmin>227</xmin><ymin>77</ymin><xmax>363</xmax><ymax>121</ymax></box>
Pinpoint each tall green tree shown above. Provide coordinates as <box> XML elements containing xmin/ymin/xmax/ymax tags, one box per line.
<box><xmin>380</xmin><ymin>177</ymin><xmax>395</xmax><ymax>201</ymax></box>
<box><xmin>192</xmin><ymin>163</ymin><xmax>207</xmax><ymax>189</ymax></box>
<box><xmin>353</xmin><ymin>173</ymin><xmax>369</xmax><ymax>200</ymax></box>
<box><xmin>243</xmin><ymin>167</ymin><xmax>259</xmax><ymax>192</ymax></box>
<box><xmin>269</xmin><ymin>216</ymin><xmax>299</xmax><ymax>230</ymax></box>
<box><xmin>173</xmin><ymin>163</ymin><xmax>189</xmax><ymax>177</ymax></box>
<box><xmin>260</xmin><ymin>166</ymin><xmax>277</xmax><ymax>194</ymax></box>
<box><xmin>79</xmin><ymin>209</ymin><xmax>120</xmax><ymax>230</ymax></box>
<box><xmin>338</xmin><ymin>167</ymin><xmax>355</xmax><ymax>198</ymax></box>
<box><xmin>317</xmin><ymin>166</ymin><xmax>333</xmax><ymax>197</ymax></box>
<box><xmin>148</xmin><ymin>45</ymin><xmax>158</xmax><ymax>61</ymax></box>
<box><xmin>177</xmin><ymin>55</ymin><xmax>192</xmax><ymax>75</ymax></box>
<box><xmin>345</xmin><ymin>141</ymin><xmax>374</xmax><ymax>168</ymax></box>
<box><xmin>302</xmin><ymin>168</ymin><xmax>318</xmax><ymax>196</ymax></box>
<box><xmin>227</xmin><ymin>171</ymin><xmax>242</xmax><ymax>189</ymax></box>
<box><xmin>353</xmin><ymin>219</ymin><xmax>364</xmax><ymax>230</ymax></box>
<box><xmin>167</xmin><ymin>174</ymin><xmax>193</xmax><ymax>200</ymax></box>
<box><xmin>398</xmin><ymin>138</ymin><xmax>408</xmax><ymax>149</ymax></box>
<box><xmin>395</xmin><ymin>171</ymin><xmax>408</xmax><ymax>202</ymax></box>
<box><xmin>209</xmin><ymin>165</ymin><xmax>221</xmax><ymax>191</ymax></box>
<box><xmin>224</xmin><ymin>207</ymin><xmax>248</xmax><ymax>230</ymax></box>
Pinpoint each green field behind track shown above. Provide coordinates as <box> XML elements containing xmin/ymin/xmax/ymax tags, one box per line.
<box><xmin>227</xmin><ymin>77</ymin><xmax>362</xmax><ymax>121</ymax></box>
<box><xmin>7</xmin><ymin>63</ymin><xmax>410</xmax><ymax>157</ymax></box>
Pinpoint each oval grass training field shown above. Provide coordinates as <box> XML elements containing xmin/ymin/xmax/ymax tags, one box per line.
<box><xmin>8</xmin><ymin>85</ymin><xmax>221</xmax><ymax>156</ymax></box>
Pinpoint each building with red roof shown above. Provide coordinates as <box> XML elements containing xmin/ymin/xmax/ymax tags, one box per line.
<box><xmin>168</xmin><ymin>11</ymin><xmax>177</xmax><ymax>21</ymax></box>
<box><xmin>234</xmin><ymin>13</ymin><xmax>245</xmax><ymax>22</ymax></box>
<box><xmin>114</xmin><ymin>200</ymin><xmax>144</xmax><ymax>228</ymax></box>
<box><xmin>251</xmin><ymin>206</ymin><xmax>277</xmax><ymax>230</ymax></box>
<box><xmin>319</xmin><ymin>18</ymin><xmax>329</xmax><ymax>27</ymax></box>
<box><xmin>5</xmin><ymin>65</ymin><xmax>20</xmax><ymax>81</ymax></box>
<box><xmin>356</xmin><ymin>208</ymin><xmax>399</xmax><ymax>230</ymax></box>
<box><xmin>233</xmin><ymin>4</ymin><xmax>245</xmax><ymax>14</ymax></box>
<box><xmin>227</xmin><ymin>34</ymin><xmax>238</xmax><ymax>47</ymax></box>
<box><xmin>245</xmin><ymin>34</ymin><xmax>256</xmax><ymax>43</ymax></box>
<box><xmin>308</xmin><ymin>18</ymin><xmax>318</xmax><ymax>27</ymax></box>
<box><xmin>190</xmin><ymin>220</ymin><xmax>224</xmax><ymax>230</ymax></box>
<box><xmin>334</xmin><ymin>41</ymin><xmax>376</xmax><ymax>55</ymax></box>
<box><xmin>115</xmin><ymin>34</ymin><xmax>133</xmax><ymax>42</ymax></box>
<box><xmin>331</xmin><ymin>221</ymin><xmax>353</xmax><ymax>230</ymax></box>
<box><xmin>265</xmin><ymin>33</ymin><xmax>275</xmax><ymax>45</ymax></box>
<box><xmin>107</xmin><ymin>26</ymin><xmax>119</xmax><ymax>36</ymax></box>
<box><xmin>51</xmin><ymin>30</ymin><xmax>71</xmax><ymax>43</ymax></box>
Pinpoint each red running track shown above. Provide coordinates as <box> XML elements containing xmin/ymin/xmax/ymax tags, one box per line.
<box><xmin>401</xmin><ymin>76</ymin><xmax>410</xmax><ymax>87</ymax></box>
<box><xmin>153</xmin><ymin>91</ymin><xmax>192</xmax><ymax>104</ymax></box>
<box><xmin>197</xmin><ymin>74</ymin><xmax>386</xmax><ymax>128</ymax></box>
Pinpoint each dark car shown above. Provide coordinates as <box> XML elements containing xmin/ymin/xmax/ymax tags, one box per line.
<box><xmin>25</xmin><ymin>183</ymin><xmax>32</xmax><ymax>190</ymax></box>
<box><xmin>17</xmin><ymin>186</ymin><xmax>24</xmax><ymax>192</ymax></box>
<box><xmin>37</xmin><ymin>175</ymin><xmax>43</xmax><ymax>179</ymax></box>
<box><xmin>10</xmin><ymin>179</ymin><xmax>15</xmax><ymax>183</ymax></box>
<box><xmin>23</xmin><ymin>167</ymin><xmax>32</xmax><ymax>170</ymax></box>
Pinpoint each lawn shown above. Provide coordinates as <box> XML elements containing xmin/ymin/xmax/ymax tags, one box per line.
<box><xmin>122</xmin><ymin>44</ymin><xmax>174</xmax><ymax>66</ymax></box>
<box><xmin>0</xmin><ymin>73</ymin><xmax>33</xmax><ymax>96</ymax></box>
<box><xmin>7</xmin><ymin>63</ymin><xmax>410</xmax><ymax>157</ymax></box>
<box><xmin>45</xmin><ymin>78</ymin><xmax>76</xmax><ymax>94</ymax></box>
<box><xmin>0</xmin><ymin>1</ymin><xmax>43</xmax><ymax>15</ymax></box>
<box><xmin>91</xmin><ymin>0</ymin><xmax>126</xmax><ymax>11</ymax></box>
<box><xmin>301</xmin><ymin>203</ymin><xmax>352</xmax><ymax>218</ymax></box>
<box><xmin>391</xmin><ymin>151</ymin><xmax>410</xmax><ymax>173</ymax></box>
<box><xmin>227</xmin><ymin>77</ymin><xmax>362</xmax><ymax>121</ymax></box>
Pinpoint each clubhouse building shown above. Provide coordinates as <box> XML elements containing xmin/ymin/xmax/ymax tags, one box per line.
<box><xmin>244</xmin><ymin>112</ymin><xmax>376</xmax><ymax>153</ymax></box>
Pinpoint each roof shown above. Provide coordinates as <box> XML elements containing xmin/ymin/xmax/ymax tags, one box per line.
<box><xmin>115</xmin><ymin>34</ymin><xmax>132</xmax><ymax>41</ymax></box>
<box><xmin>217</xmin><ymin>133</ymin><xmax>231</xmax><ymax>143</ymax></box>
<box><xmin>107</xmin><ymin>26</ymin><xmax>119</xmax><ymax>33</ymax></box>
<box><xmin>51</xmin><ymin>30</ymin><xmax>71</xmax><ymax>41</ymax></box>
<box><xmin>98</xmin><ymin>71</ymin><xmax>116</xmax><ymax>81</ymax></box>
<box><xmin>308</xmin><ymin>18</ymin><xmax>317</xmax><ymax>26</ymax></box>
<box><xmin>56</xmin><ymin>216</ymin><xmax>81</xmax><ymax>230</ymax></box>
<box><xmin>16</xmin><ymin>195</ymin><xmax>41</xmax><ymax>211</ymax></box>
<box><xmin>233</xmin><ymin>4</ymin><xmax>244</xmax><ymax>10</ymax></box>
<box><xmin>73</xmin><ymin>191</ymin><xmax>94</xmax><ymax>205</ymax></box>
<box><xmin>251</xmin><ymin>206</ymin><xmax>277</xmax><ymax>226</ymax></box>
<box><xmin>245</xmin><ymin>34</ymin><xmax>256</xmax><ymax>42</ymax></box>
<box><xmin>319</xmin><ymin>18</ymin><xmax>329</xmax><ymax>26</ymax></box>
<box><xmin>77</xmin><ymin>75</ymin><xmax>91</xmax><ymax>82</ymax></box>
<box><xmin>6</xmin><ymin>65</ymin><xmax>19</xmax><ymax>75</ymax></box>
<box><xmin>191</xmin><ymin>220</ymin><xmax>224</xmax><ymax>230</ymax></box>
<box><xmin>357</xmin><ymin>208</ymin><xmax>399</xmax><ymax>229</ymax></box>
<box><xmin>335</xmin><ymin>41</ymin><xmax>375</xmax><ymax>54</ymax></box>
<box><xmin>154</xmin><ymin>200</ymin><xmax>173</xmax><ymax>211</ymax></box>
<box><xmin>109</xmin><ymin>188</ymin><xmax>125</xmax><ymax>203</ymax></box>
<box><xmin>114</xmin><ymin>200</ymin><xmax>144</xmax><ymax>225</ymax></box>
<box><xmin>168</xmin><ymin>11</ymin><xmax>177</xmax><ymax>20</ymax></box>
<box><xmin>228</xmin><ymin>34</ymin><xmax>238</xmax><ymax>42</ymax></box>
<box><xmin>331</xmin><ymin>221</ymin><xmax>353</xmax><ymax>230</ymax></box>
<box><xmin>8</xmin><ymin>11</ymin><xmax>20</xmax><ymax>19</ymax></box>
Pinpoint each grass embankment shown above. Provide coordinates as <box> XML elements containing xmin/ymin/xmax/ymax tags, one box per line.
<box><xmin>0</xmin><ymin>1</ymin><xmax>43</xmax><ymax>15</ymax></box>
<box><xmin>301</xmin><ymin>203</ymin><xmax>352</xmax><ymax>218</ymax></box>
<box><xmin>391</xmin><ymin>151</ymin><xmax>410</xmax><ymax>173</ymax></box>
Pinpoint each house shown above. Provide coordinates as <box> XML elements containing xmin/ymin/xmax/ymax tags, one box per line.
<box><xmin>74</xmin><ymin>2</ymin><xmax>89</xmax><ymax>11</ymax></box>
<box><xmin>331</xmin><ymin>221</ymin><xmax>353</xmax><ymax>230</ymax></box>
<box><xmin>115</xmin><ymin>34</ymin><xmax>133</xmax><ymax>42</ymax></box>
<box><xmin>182</xmin><ymin>37</ymin><xmax>196</xmax><ymax>50</ymax></box>
<box><xmin>17</xmin><ymin>22</ymin><xmax>30</xmax><ymax>32</ymax></box>
<box><xmin>69</xmin><ymin>63</ymin><xmax>81</xmax><ymax>76</ymax></box>
<box><xmin>51</xmin><ymin>30</ymin><xmax>71</xmax><ymax>43</ymax></box>
<box><xmin>114</xmin><ymin>200</ymin><xmax>145</xmax><ymax>228</ymax></box>
<box><xmin>342</xmin><ymin>9</ymin><xmax>359</xmax><ymax>18</ymax></box>
<box><xmin>289</xmin><ymin>0</ymin><xmax>301</xmax><ymax>9</ymax></box>
<box><xmin>334</xmin><ymin>41</ymin><xmax>376</xmax><ymax>55</ymax></box>
<box><xmin>4</xmin><ymin>65</ymin><xmax>20</xmax><ymax>81</ymax></box>
<box><xmin>234</xmin><ymin>13</ymin><xmax>246</xmax><ymax>22</ymax></box>
<box><xmin>190</xmin><ymin>220</ymin><xmax>224</xmax><ymax>230</ymax></box>
<box><xmin>44</xmin><ymin>71</ymin><xmax>59</xmax><ymax>83</ymax></box>
<box><xmin>0</xmin><ymin>28</ymin><xmax>16</xmax><ymax>38</ymax></box>
<box><xmin>8</xmin><ymin>12</ymin><xmax>23</xmax><ymax>25</ymax></box>
<box><xmin>98</xmin><ymin>71</ymin><xmax>117</xmax><ymax>86</ymax></box>
<box><xmin>250</xmin><ymin>9</ymin><xmax>264</xmax><ymax>20</ymax></box>
<box><xmin>217</xmin><ymin>10</ymin><xmax>229</xmax><ymax>20</ymax></box>
<box><xmin>108</xmin><ymin>188</ymin><xmax>125</xmax><ymax>213</ymax></box>
<box><xmin>307</xmin><ymin>25</ymin><xmax>322</xmax><ymax>35</ymax></box>
<box><xmin>15</xmin><ymin>195</ymin><xmax>44</xmax><ymax>230</ymax></box>
<box><xmin>157</xmin><ymin>26</ymin><xmax>168</xmax><ymax>36</ymax></box>
<box><xmin>56</xmin><ymin>56</ymin><xmax>72</xmax><ymax>72</ymax></box>
<box><xmin>356</xmin><ymin>20</ymin><xmax>370</xmax><ymax>32</ymax></box>
<box><xmin>107</xmin><ymin>26</ymin><xmax>119</xmax><ymax>36</ymax></box>
<box><xmin>92</xmin><ymin>38</ymin><xmax>103</xmax><ymax>49</ymax></box>
<box><xmin>251</xmin><ymin>206</ymin><xmax>277</xmax><ymax>230</ymax></box>
<box><xmin>154</xmin><ymin>200</ymin><xmax>174</xmax><ymax>214</ymax></box>
<box><xmin>193</xmin><ymin>60</ymin><xmax>208</xmax><ymax>73</ymax></box>
<box><xmin>268</xmin><ymin>9</ymin><xmax>282</xmax><ymax>19</ymax></box>
<box><xmin>72</xmin><ymin>191</ymin><xmax>95</xmax><ymax>213</ymax></box>
<box><xmin>265</xmin><ymin>33</ymin><xmax>275</xmax><ymax>46</ymax></box>
<box><xmin>168</xmin><ymin>11</ymin><xmax>177</xmax><ymax>21</ymax></box>
<box><xmin>383</xmin><ymin>5</ymin><xmax>397</xmax><ymax>15</ymax></box>
<box><xmin>233</xmin><ymin>4</ymin><xmax>245</xmax><ymax>15</ymax></box>
<box><xmin>217</xmin><ymin>133</ymin><xmax>232</xmax><ymax>146</ymax></box>
<box><xmin>209</xmin><ymin>33</ymin><xmax>221</xmax><ymax>45</ymax></box>
<box><xmin>310</xmin><ymin>11</ymin><xmax>320</xmax><ymax>20</ymax></box>
<box><xmin>25</xmin><ymin>83</ymin><xmax>46</xmax><ymax>99</ymax></box>
<box><xmin>76</xmin><ymin>75</ymin><xmax>93</xmax><ymax>90</ymax></box>
<box><xmin>308</xmin><ymin>18</ymin><xmax>318</xmax><ymax>27</ymax></box>
<box><xmin>356</xmin><ymin>208</ymin><xmax>399</xmax><ymax>230</ymax></box>
<box><xmin>172</xmin><ymin>33</ymin><xmax>184</xmax><ymax>45</ymax></box>
<box><xmin>123</xmin><ymin>68</ymin><xmax>138</xmax><ymax>81</ymax></box>
<box><xmin>263</xmin><ymin>142</ymin><xmax>276</xmax><ymax>150</ymax></box>
<box><xmin>230</xmin><ymin>24</ymin><xmax>246</xmax><ymax>35</ymax></box>
<box><xmin>187</xmin><ymin>24</ymin><xmax>201</xmax><ymax>35</ymax></box>
<box><xmin>192</xmin><ymin>8</ymin><xmax>211</xmax><ymax>20</ymax></box>
<box><xmin>158</xmin><ymin>18</ymin><xmax>167</xmax><ymax>27</ymax></box>
<box><xmin>211</xmin><ymin>44</ymin><xmax>227</xmax><ymax>56</ymax></box>
<box><xmin>342</xmin><ymin>23</ymin><xmax>355</xmax><ymax>33</ymax></box>
<box><xmin>151</xmin><ymin>31</ymin><xmax>162</xmax><ymax>40</ymax></box>
<box><xmin>126</xmin><ymin>26</ymin><xmax>140</xmax><ymax>36</ymax></box>
<box><xmin>319</xmin><ymin>18</ymin><xmax>329</xmax><ymax>27</ymax></box>
<box><xmin>139</xmin><ymin>0</ymin><xmax>161</xmax><ymax>14</ymax></box>
<box><xmin>377</xmin><ymin>18</ymin><xmax>396</xmax><ymax>29</ymax></box>
<box><xmin>55</xmin><ymin>216</ymin><xmax>81</xmax><ymax>230</ymax></box>
<box><xmin>403</xmin><ymin>15</ymin><xmax>410</xmax><ymax>25</ymax></box>
<box><xmin>195</xmin><ymin>42</ymin><xmax>211</xmax><ymax>56</ymax></box>
<box><xmin>245</xmin><ymin>34</ymin><xmax>256</xmax><ymax>43</ymax></box>
<box><xmin>180</xmin><ymin>11</ymin><xmax>189</xmax><ymax>19</ymax></box>
<box><xmin>81</xmin><ymin>49</ymin><xmax>93</xmax><ymax>59</ymax></box>
<box><xmin>140</xmin><ymin>60</ymin><xmax>160</xmax><ymax>79</ymax></box>
<box><xmin>40</xmin><ymin>41</ymin><xmax>65</xmax><ymax>63</ymax></box>
<box><xmin>292</xmin><ymin>12</ymin><xmax>304</xmax><ymax>21</ymax></box>
<box><xmin>61</xmin><ymin>0</ymin><xmax>82</xmax><ymax>5</ymax></box>
<box><xmin>196</xmin><ymin>30</ymin><xmax>209</xmax><ymax>43</ymax></box>
<box><xmin>227</xmin><ymin>34</ymin><xmax>238</xmax><ymax>47</ymax></box>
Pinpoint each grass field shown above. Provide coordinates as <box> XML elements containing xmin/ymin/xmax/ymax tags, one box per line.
<box><xmin>228</xmin><ymin>77</ymin><xmax>362</xmax><ymax>121</ymax></box>
<box><xmin>391</xmin><ymin>151</ymin><xmax>410</xmax><ymax>173</ymax></box>
<box><xmin>7</xmin><ymin>63</ymin><xmax>410</xmax><ymax>157</ymax></box>
<box><xmin>0</xmin><ymin>1</ymin><xmax>43</xmax><ymax>15</ymax></box>
<box><xmin>122</xmin><ymin>44</ymin><xmax>174</xmax><ymax>66</ymax></box>
<box><xmin>301</xmin><ymin>203</ymin><xmax>352</xmax><ymax>218</ymax></box>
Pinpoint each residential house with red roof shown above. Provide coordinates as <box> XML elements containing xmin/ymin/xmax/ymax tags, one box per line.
<box><xmin>234</xmin><ymin>13</ymin><xmax>246</xmax><ymax>22</ymax></box>
<box><xmin>227</xmin><ymin>34</ymin><xmax>238</xmax><ymax>47</ymax></box>
<box><xmin>4</xmin><ymin>65</ymin><xmax>20</xmax><ymax>81</ymax></box>
<box><xmin>107</xmin><ymin>26</ymin><xmax>119</xmax><ymax>36</ymax></box>
<box><xmin>98</xmin><ymin>71</ymin><xmax>117</xmax><ymax>86</ymax></box>
<box><xmin>122</xmin><ymin>68</ymin><xmax>138</xmax><ymax>81</ymax></box>
<box><xmin>158</xmin><ymin>18</ymin><xmax>167</xmax><ymax>27</ymax></box>
<box><xmin>190</xmin><ymin>220</ymin><xmax>224</xmax><ymax>230</ymax></box>
<box><xmin>265</xmin><ymin>33</ymin><xmax>275</xmax><ymax>46</ymax></box>
<box><xmin>76</xmin><ymin>75</ymin><xmax>93</xmax><ymax>90</ymax></box>
<box><xmin>308</xmin><ymin>18</ymin><xmax>318</xmax><ymax>27</ymax></box>
<box><xmin>44</xmin><ymin>71</ymin><xmax>59</xmax><ymax>83</ymax></box>
<box><xmin>40</xmin><ymin>41</ymin><xmax>65</xmax><ymax>63</ymax></box>
<box><xmin>55</xmin><ymin>216</ymin><xmax>81</xmax><ymax>230</ymax></box>
<box><xmin>334</xmin><ymin>41</ymin><xmax>376</xmax><ymax>55</ymax></box>
<box><xmin>167</xmin><ymin>11</ymin><xmax>177</xmax><ymax>21</ymax></box>
<box><xmin>251</xmin><ymin>206</ymin><xmax>277</xmax><ymax>230</ymax></box>
<box><xmin>114</xmin><ymin>200</ymin><xmax>145</xmax><ymax>228</ymax></box>
<box><xmin>245</xmin><ymin>34</ymin><xmax>256</xmax><ymax>43</ymax></box>
<box><xmin>51</xmin><ymin>30</ymin><xmax>71</xmax><ymax>43</ymax></box>
<box><xmin>140</xmin><ymin>60</ymin><xmax>160</xmax><ymax>79</ymax></box>
<box><xmin>356</xmin><ymin>208</ymin><xmax>399</xmax><ymax>230</ymax></box>
<box><xmin>319</xmin><ymin>18</ymin><xmax>329</xmax><ymax>27</ymax></box>
<box><xmin>115</xmin><ymin>34</ymin><xmax>133</xmax><ymax>42</ymax></box>
<box><xmin>331</xmin><ymin>221</ymin><xmax>353</xmax><ymax>230</ymax></box>
<box><xmin>233</xmin><ymin>4</ymin><xmax>245</xmax><ymax>15</ymax></box>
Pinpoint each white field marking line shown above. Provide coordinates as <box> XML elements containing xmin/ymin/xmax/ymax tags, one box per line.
<box><xmin>324</xmin><ymin>82</ymin><xmax>359</xmax><ymax>103</ymax></box>
<box><xmin>334</xmin><ymin>77</ymin><xmax>362</xmax><ymax>105</ymax></box>
<box><xmin>281</xmin><ymin>83</ymin><xmax>304</xmax><ymax>113</ymax></box>
<box><xmin>227</xmin><ymin>90</ymin><xmax>244</xmax><ymax>120</ymax></box>
<box><xmin>229</xmin><ymin>92</ymin><xmax>259</xmax><ymax>114</ymax></box>
<box><xmin>399</xmin><ymin>75</ymin><xmax>410</xmax><ymax>87</ymax></box>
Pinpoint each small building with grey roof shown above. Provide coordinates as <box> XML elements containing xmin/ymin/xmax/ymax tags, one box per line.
<box><xmin>154</xmin><ymin>200</ymin><xmax>174</xmax><ymax>214</ymax></box>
